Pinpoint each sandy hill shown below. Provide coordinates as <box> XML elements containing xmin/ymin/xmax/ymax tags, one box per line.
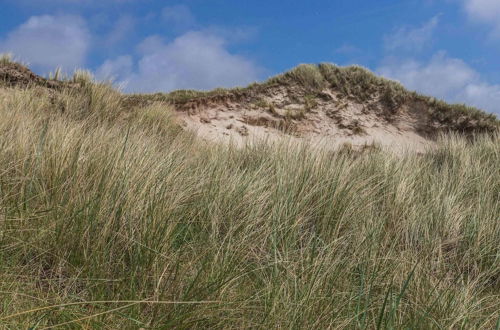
<box><xmin>2</xmin><ymin>61</ymin><xmax>498</xmax><ymax>152</ymax></box>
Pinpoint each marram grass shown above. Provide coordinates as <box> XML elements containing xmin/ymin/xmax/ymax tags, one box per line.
<box><xmin>0</xmin><ymin>84</ymin><xmax>498</xmax><ymax>329</ymax></box>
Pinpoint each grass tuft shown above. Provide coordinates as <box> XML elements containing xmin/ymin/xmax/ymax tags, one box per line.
<box><xmin>0</xmin><ymin>53</ymin><xmax>14</xmax><ymax>65</ymax></box>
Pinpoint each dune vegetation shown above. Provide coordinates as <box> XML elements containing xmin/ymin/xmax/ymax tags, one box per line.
<box><xmin>0</xmin><ymin>63</ymin><xmax>499</xmax><ymax>328</ymax></box>
<box><xmin>125</xmin><ymin>63</ymin><xmax>499</xmax><ymax>136</ymax></box>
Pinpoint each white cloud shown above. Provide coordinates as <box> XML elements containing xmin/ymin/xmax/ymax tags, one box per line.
<box><xmin>98</xmin><ymin>31</ymin><xmax>261</xmax><ymax>93</ymax></box>
<box><xmin>106</xmin><ymin>16</ymin><xmax>136</xmax><ymax>45</ymax></box>
<box><xmin>0</xmin><ymin>15</ymin><xmax>90</xmax><ymax>72</ymax></box>
<box><xmin>335</xmin><ymin>44</ymin><xmax>361</xmax><ymax>55</ymax></box>
<box><xmin>463</xmin><ymin>0</ymin><xmax>500</xmax><ymax>37</ymax></box>
<box><xmin>378</xmin><ymin>51</ymin><xmax>500</xmax><ymax>114</ymax></box>
<box><xmin>384</xmin><ymin>16</ymin><xmax>440</xmax><ymax>52</ymax></box>
<box><xmin>136</xmin><ymin>36</ymin><xmax>165</xmax><ymax>55</ymax></box>
<box><xmin>162</xmin><ymin>5</ymin><xmax>196</xmax><ymax>29</ymax></box>
<box><xmin>96</xmin><ymin>55</ymin><xmax>133</xmax><ymax>85</ymax></box>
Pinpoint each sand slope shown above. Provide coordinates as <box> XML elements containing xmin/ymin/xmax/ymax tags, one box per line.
<box><xmin>174</xmin><ymin>84</ymin><xmax>435</xmax><ymax>152</ymax></box>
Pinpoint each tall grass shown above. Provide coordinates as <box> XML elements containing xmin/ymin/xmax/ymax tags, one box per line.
<box><xmin>0</xmin><ymin>53</ymin><xmax>14</xmax><ymax>65</ymax></box>
<box><xmin>0</xmin><ymin>84</ymin><xmax>499</xmax><ymax>328</ymax></box>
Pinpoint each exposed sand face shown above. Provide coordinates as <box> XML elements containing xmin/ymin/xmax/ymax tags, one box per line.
<box><xmin>174</xmin><ymin>86</ymin><xmax>436</xmax><ymax>153</ymax></box>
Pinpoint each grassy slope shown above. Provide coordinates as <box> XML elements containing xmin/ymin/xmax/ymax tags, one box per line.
<box><xmin>0</xmin><ymin>74</ymin><xmax>499</xmax><ymax>328</ymax></box>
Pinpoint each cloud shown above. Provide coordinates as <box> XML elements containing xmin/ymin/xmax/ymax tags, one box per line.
<box><xmin>462</xmin><ymin>0</ymin><xmax>500</xmax><ymax>37</ymax></box>
<box><xmin>377</xmin><ymin>51</ymin><xmax>500</xmax><ymax>114</ymax></box>
<box><xmin>106</xmin><ymin>16</ymin><xmax>136</xmax><ymax>45</ymax></box>
<box><xmin>384</xmin><ymin>16</ymin><xmax>440</xmax><ymax>52</ymax></box>
<box><xmin>162</xmin><ymin>5</ymin><xmax>197</xmax><ymax>29</ymax></box>
<box><xmin>335</xmin><ymin>44</ymin><xmax>362</xmax><ymax>55</ymax></box>
<box><xmin>97</xmin><ymin>31</ymin><xmax>261</xmax><ymax>93</ymax></box>
<box><xmin>0</xmin><ymin>15</ymin><xmax>90</xmax><ymax>72</ymax></box>
<box><xmin>96</xmin><ymin>55</ymin><xmax>133</xmax><ymax>85</ymax></box>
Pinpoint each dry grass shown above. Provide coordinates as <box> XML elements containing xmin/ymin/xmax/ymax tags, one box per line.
<box><xmin>0</xmin><ymin>53</ymin><xmax>14</xmax><ymax>65</ymax></box>
<box><xmin>0</xmin><ymin>79</ymin><xmax>499</xmax><ymax>328</ymax></box>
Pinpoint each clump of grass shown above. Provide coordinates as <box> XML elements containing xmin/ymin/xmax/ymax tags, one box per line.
<box><xmin>133</xmin><ymin>103</ymin><xmax>183</xmax><ymax>138</ymax></box>
<box><xmin>284</xmin><ymin>107</ymin><xmax>306</xmax><ymax>120</ymax></box>
<box><xmin>269</xmin><ymin>63</ymin><xmax>327</xmax><ymax>91</ymax></box>
<box><xmin>319</xmin><ymin>64</ymin><xmax>382</xmax><ymax>100</ymax></box>
<box><xmin>350</xmin><ymin>119</ymin><xmax>366</xmax><ymax>135</ymax></box>
<box><xmin>53</xmin><ymin>71</ymin><xmax>126</xmax><ymax>123</ymax></box>
<box><xmin>129</xmin><ymin>86</ymin><xmax>253</xmax><ymax>106</ymax></box>
<box><xmin>254</xmin><ymin>98</ymin><xmax>270</xmax><ymax>109</ymax></box>
<box><xmin>72</xmin><ymin>69</ymin><xmax>95</xmax><ymax>85</ymax></box>
<box><xmin>0</xmin><ymin>76</ymin><xmax>499</xmax><ymax>328</ymax></box>
<box><xmin>0</xmin><ymin>53</ymin><xmax>14</xmax><ymax>65</ymax></box>
<box><xmin>268</xmin><ymin>102</ymin><xmax>280</xmax><ymax>117</ymax></box>
<box><xmin>48</xmin><ymin>67</ymin><xmax>63</xmax><ymax>81</ymax></box>
<box><xmin>303</xmin><ymin>94</ymin><xmax>318</xmax><ymax>111</ymax></box>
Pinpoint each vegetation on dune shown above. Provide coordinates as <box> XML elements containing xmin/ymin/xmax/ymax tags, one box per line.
<box><xmin>272</xmin><ymin>64</ymin><xmax>498</xmax><ymax>132</ymax></box>
<box><xmin>0</xmin><ymin>53</ymin><xmax>13</xmax><ymax>65</ymax></box>
<box><xmin>0</xmin><ymin>75</ymin><xmax>499</xmax><ymax>328</ymax></box>
<box><xmin>123</xmin><ymin>62</ymin><xmax>499</xmax><ymax>134</ymax></box>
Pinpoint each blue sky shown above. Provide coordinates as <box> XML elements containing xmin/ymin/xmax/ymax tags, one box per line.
<box><xmin>0</xmin><ymin>0</ymin><xmax>499</xmax><ymax>114</ymax></box>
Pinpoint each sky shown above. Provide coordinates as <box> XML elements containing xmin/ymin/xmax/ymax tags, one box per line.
<box><xmin>0</xmin><ymin>0</ymin><xmax>499</xmax><ymax>114</ymax></box>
